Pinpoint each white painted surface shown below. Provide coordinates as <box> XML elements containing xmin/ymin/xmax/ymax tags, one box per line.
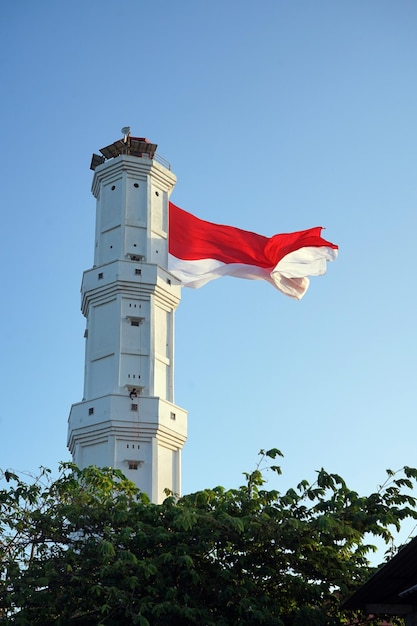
<box><xmin>68</xmin><ymin>150</ymin><xmax>187</xmax><ymax>503</ymax></box>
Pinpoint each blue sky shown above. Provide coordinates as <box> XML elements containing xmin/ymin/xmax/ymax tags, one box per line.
<box><xmin>1</xmin><ymin>1</ymin><xmax>416</xmax><ymax>544</ymax></box>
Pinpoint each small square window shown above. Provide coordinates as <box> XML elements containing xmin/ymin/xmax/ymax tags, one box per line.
<box><xmin>170</xmin><ymin>412</ymin><xmax>176</xmax><ymax>420</ymax></box>
<box><xmin>135</xmin><ymin>269</ymin><xmax>141</xmax><ymax>275</ymax></box>
<box><xmin>89</xmin><ymin>407</ymin><xmax>94</xmax><ymax>415</ymax></box>
<box><xmin>128</xmin><ymin>317</ymin><xmax>143</xmax><ymax>327</ymax></box>
<box><xmin>131</xmin><ymin>403</ymin><xmax>138</xmax><ymax>411</ymax></box>
<box><xmin>128</xmin><ymin>462</ymin><xmax>139</xmax><ymax>470</ymax></box>
<box><xmin>98</xmin><ymin>272</ymin><xmax>103</xmax><ymax>280</ymax></box>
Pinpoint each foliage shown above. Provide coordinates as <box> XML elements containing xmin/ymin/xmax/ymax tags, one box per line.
<box><xmin>1</xmin><ymin>450</ymin><xmax>417</xmax><ymax>625</ymax></box>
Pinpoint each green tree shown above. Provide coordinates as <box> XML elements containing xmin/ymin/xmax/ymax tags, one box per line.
<box><xmin>1</xmin><ymin>450</ymin><xmax>417</xmax><ymax>625</ymax></box>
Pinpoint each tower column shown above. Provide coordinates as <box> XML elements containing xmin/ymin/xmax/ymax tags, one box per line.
<box><xmin>68</xmin><ymin>133</ymin><xmax>187</xmax><ymax>503</ymax></box>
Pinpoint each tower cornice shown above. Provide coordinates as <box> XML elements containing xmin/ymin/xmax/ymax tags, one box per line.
<box><xmin>80</xmin><ymin>261</ymin><xmax>181</xmax><ymax>316</ymax></box>
<box><xmin>91</xmin><ymin>155</ymin><xmax>177</xmax><ymax>199</ymax></box>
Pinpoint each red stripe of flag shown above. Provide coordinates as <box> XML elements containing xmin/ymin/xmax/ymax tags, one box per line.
<box><xmin>168</xmin><ymin>202</ymin><xmax>337</xmax><ymax>269</ymax></box>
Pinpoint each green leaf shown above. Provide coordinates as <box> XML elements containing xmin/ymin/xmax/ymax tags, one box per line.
<box><xmin>265</xmin><ymin>448</ymin><xmax>284</xmax><ymax>460</ymax></box>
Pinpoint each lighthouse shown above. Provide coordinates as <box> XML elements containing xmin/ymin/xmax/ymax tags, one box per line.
<box><xmin>67</xmin><ymin>130</ymin><xmax>187</xmax><ymax>503</ymax></box>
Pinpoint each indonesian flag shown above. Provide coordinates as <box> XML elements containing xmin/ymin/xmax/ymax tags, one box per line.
<box><xmin>168</xmin><ymin>202</ymin><xmax>338</xmax><ymax>300</ymax></box>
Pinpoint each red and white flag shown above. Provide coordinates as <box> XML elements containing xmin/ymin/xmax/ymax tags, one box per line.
<box><xmin>168</xmin><ymin>202</ymin><xmax>338</xmax><ymax>299</ymax></box>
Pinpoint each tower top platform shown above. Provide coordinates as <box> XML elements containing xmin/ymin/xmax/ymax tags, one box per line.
<box><xmin>90</xmin><ymin>133</ymin><xmax>158</xmax><ymax>171</ymax></box>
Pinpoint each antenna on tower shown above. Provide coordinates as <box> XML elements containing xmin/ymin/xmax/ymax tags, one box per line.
<box><xmin>121</xmin><ymin>126</ymin><xmax>131</xmax><ymax>142</ymax></box>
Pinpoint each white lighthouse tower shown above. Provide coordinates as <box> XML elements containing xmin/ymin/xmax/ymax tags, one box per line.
<box><xmin>67</xmin><ymin>130</ymin><xmax>187</xmax><ymax>503</ymax></box>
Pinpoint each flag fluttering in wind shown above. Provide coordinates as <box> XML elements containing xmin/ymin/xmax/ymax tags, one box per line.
<box><xmin>168</xmin><ymin>202</ymin><xmax>338</xmax><ymax>299</ymax></box>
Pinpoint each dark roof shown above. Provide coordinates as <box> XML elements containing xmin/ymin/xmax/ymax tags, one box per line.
<box><xmin>90</xmin><ymin>136</ymin><xmax>158</xmax><ymax>170</ymax></box>
<box><xmin>342</xmin><ymin>535</ymin><xmax>417</xmax><ymax>611</ymax></box>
